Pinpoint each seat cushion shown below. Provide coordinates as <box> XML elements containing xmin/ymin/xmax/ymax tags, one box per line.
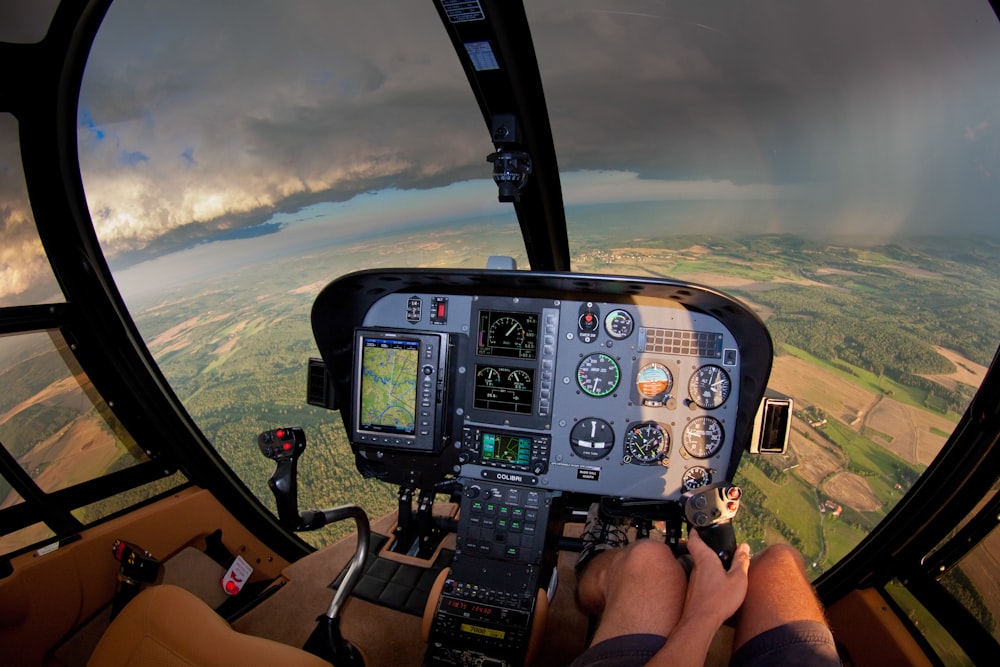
<box><xmin>86</xmin><ymin>584</ymin><xmax>331</xmax><ymax>667</ymax></box>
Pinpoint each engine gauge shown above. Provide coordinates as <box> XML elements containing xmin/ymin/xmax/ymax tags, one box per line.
<box><xmin>636</xmin><ymin>362</ymin><xmax>673</xmax><ymax>404</ymax></box>
<box><xmin>682</xmin><ymin>417</ymin><xmax>725</xmax><ymax>458</ymax></box>
<box><xmin>577</xmin><ymin>353</ymin><xmax>621</xmax><ymax>397</ymax></box>
<box><xmin>507</xmin><ymin>368</ymin><xmax>531</xmax><ymax>390</ymax></box>
<box><xmin>623</xmin><ymin>421</ymin><xmax>669</xmax><ymax>465</ymax></box>
<box><xmin>488</xmin><ymin>315</ymin><xmax>526</xmax><ymax>348</ymax></box>
<box><xmin>477</xmin><ymin>366</ymin><xmax>501</xmax><ymax>384</ymax></box>
<box><xmin>604</xmin><ymin>309</ymin><xmax>634</xmax><ymax>340</ymax></box>
<box><xmin>687</xmin><ymin>364</ymin><xmax>731</xmax><ymax>409</ymax></box>
<box><xmin>682</xmin><ymin>467</ymin><xmax>713</xmax><ymax>490</ymax></box>
<box><xmin>570</xmin><ymin>418</ymin><xmax>615</xmax><ymax>460</ymax></box>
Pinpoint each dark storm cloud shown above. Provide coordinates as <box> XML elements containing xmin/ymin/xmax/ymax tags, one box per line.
<box><xmin>76</xmin><ymin>0</ymin><xmax>999</xmax><ymax>250</ymax></box>
<box><xmin>76</xmin><ymin>0</ymin><xmax>493</xmax><ymax>259</ymax></box>
<box><xmin>0</xmin><ymin>3</ymin><xmax>65</xmax><ymax>303</ymax></box>
<box><xmin>528</xmin><ymin>1</ymin><xmax>1000</xmax><ymax>198</ymax></box>
<box><xmin>4</xmin><ymin>0</ymin><xmax>998</xmax><ymax>301</ymax></box>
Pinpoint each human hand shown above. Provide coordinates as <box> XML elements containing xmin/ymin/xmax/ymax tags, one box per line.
<box><xmin>682</xmin><ymin>529</ymin><xmax>751</xmax><ymax>625</ymax></box>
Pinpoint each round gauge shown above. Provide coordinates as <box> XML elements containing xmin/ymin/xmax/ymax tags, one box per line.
<box><xmin>623</xmin><ymin>421</ymin><xmax>670</xmax><ymax>465</ymax></box>
<box><xmin>569</xmin><ymin>418</ymin><xmax>615</xmax><ymax>460</ymax></box>
<box><xmin>507</xmin><ymin>369</ymin><xmax>531</xmax><ymax>390</ymax></box>
<box><xmin>682</xmin><ymin>467</ymin><xmax>713</xmax><ymax>491</ymax></box>
<box><xmin>577</xmin><ymin>353</ymin><xmax>621</xmax><ymax>397</ymax></box>
<box><xmin>477</xmin><ymin>366</ymin><xmax>501</xmax><ymax>384</ymax></box>
<box><xmin>604</xmin><ymin>309</ymin><xmax>634</xmax><ymax>340</ymax></box>
<box><xmin>687</xmin><ymin>364</ymin><xmax>731</xmax><ymax>409</ymax></box>
<box><xmin>682</xmin><ymin>417</ymin><xmax>725</xmax><ymax>458</ymax></box>
<box><xmin>636</xmin><ymin>362</ymin><xmax>673</xmax><ymax>401</ymax></box>
<box><xmin>487</xmin><ymin>315</ymin><xmax>526</xmax><ymax>349</ymax></box>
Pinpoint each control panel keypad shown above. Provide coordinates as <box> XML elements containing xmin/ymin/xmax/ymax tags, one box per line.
<box><xmin>458</xmin><ymin>484</ymin><xmax>548</xmax><ymax>563</ymax></box>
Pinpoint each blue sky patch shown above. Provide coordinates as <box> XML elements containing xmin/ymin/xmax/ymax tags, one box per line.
<box><xmin>121</xmin><ymin>150</ymin><xmax>149</xmax><ymax>166</ymax></box>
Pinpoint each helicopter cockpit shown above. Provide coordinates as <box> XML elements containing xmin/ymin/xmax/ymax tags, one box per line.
<box><xmin>2</xmin><ymin>1</ymin><xmax>999</xmax><ymax>666</ymax></box>
<box><xmin>256</xmin><ymin>265</ymin><xmax>786</xmax><ymax>665</ymax></box>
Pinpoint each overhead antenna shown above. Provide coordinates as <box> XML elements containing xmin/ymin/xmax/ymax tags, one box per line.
<box><xmin>487</xmin><ymin>113</ymin><xmax>532</xmax><ymax>203</ymax></box>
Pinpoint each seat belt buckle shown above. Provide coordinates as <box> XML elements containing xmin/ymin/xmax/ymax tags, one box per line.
<box><xmin>221</xmin><ymin>554</ymin><xmax>253</xmax><ymax>595</ymax></box>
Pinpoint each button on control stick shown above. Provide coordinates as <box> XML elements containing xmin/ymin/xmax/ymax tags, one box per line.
<box><xmin>682</xmin><ymin>482</ymin><xmax>741</xmax><ymax>569</ymax></box>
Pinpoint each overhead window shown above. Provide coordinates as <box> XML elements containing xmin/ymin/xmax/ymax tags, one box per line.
<box><xmin>0</xmin><ymin>114</ymin><xmax>62</xmax><ymax>307</ymax></box>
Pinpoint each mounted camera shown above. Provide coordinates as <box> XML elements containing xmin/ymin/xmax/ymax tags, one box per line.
<box><xmin>487</xmin><ymin>113</ymin><xmax>532</xmax><ymax>202</ymax></box>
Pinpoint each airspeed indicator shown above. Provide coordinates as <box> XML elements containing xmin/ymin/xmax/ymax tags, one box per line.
<box><xmin>577</xmin><ymin>353</ymin><xmax>621</xmax><ymax>397</ymax></box>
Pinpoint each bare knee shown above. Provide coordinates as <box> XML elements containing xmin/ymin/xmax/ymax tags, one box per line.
<box><xmin>734</xmin><ymin>543</ymin><xmax>827</xmax><ymax>650</ymax></box>
<box><xmin>583</xmin><ymin>539</ymin><xmax>688</xmax><ymax>643</ymax></box>
<box><xmin>576</xmin><ymin>540</ymin><xmax>682</xmax><ymax>610</ymax></box>
<box><xmin>615</xmin><ymin>539</ymin><xmax>678</xmax><ymax>579</ymax></box>
<box><xmin>747</xmin><ymin>543</ymin><xmax>821</xmax><ymax>611</ymax></box>
<box><xmin>750</xmin><ymin>543</ymin><xmax>807</xmax><ymax>580</ymax></box>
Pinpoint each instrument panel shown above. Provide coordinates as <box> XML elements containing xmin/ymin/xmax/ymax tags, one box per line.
<box><xmin>312</xmin><ymin>269</ymin><xmax>773</xmax><ymax>503</ymax></box>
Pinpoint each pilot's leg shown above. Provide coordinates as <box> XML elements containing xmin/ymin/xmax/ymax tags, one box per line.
<box><xmin>575</xmin><ymin>539</ymin><xmax>688</xmax><ymax>647</ymax></box>
<box><xmin>730</xmin><ymin>543</ymin><xmax>841</xmax><ymax>666</ymax></box>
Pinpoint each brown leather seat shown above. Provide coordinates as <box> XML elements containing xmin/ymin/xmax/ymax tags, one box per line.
<box><xmin>87</xmin><ymin>584</ymin><xmax>331</xmax><ymax>667</ymax></box>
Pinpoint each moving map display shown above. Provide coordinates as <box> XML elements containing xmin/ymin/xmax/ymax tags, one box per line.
<box><xmin>358</xmin><ymin>336</ymin><xmax>419</xmax><ymax>434</ymax></box>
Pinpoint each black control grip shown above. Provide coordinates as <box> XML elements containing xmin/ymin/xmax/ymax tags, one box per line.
<box><xmin>258</xmin><ymin>427</ymin><xmax>306</xmax><ymax>460</ymax></box>
<box><xmin>682</xmin><ymin>482</ymin><xmax>742</xmax><ymax>569</ymax></box>
<box><xmin>259</xmin><ymin>428</ymin><xmax>307</xmax><ymax>530</ymax></box>
<box><xmin>697</xmin><ymin>522</ymin><xmax>737</xmax><ymax>570</ymax></box>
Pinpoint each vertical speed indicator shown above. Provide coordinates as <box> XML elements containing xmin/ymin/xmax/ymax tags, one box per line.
<box><xmin>682</xmin><ymin>417</ymin><xmax>725</xmax><ymax>458</ymax></box>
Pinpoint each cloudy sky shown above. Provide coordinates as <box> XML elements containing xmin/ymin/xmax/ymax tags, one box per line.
<box><xmin>2</xmin><ymin>0</ymin><xmax>998</xmax><ymax>304</ymax></box>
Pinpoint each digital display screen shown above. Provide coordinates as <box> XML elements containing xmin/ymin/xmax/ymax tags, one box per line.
<box><xmin>474</xmin><ymin>364</ymin><xmax>534</xmax><ymax>414</ymax></box>
<box><xmin>357</xmin><ymin>336</ymin><xmax>419</xmax><ymax>435</ymax></box>
<box><xmin>477</xmin><ymin>310</ymin><xmax>538</xmax><ymax>359</ymax></box>
<box><xmin>460</xmin><ymin>623</ymin><xmax>505</xmax><ymax>640</ymax></box>
<box><xmin>481</xmin><ymin>432</ymin><xmax>533</xmax><ymax>466</ymax></box>
<box><xmin>443</xmin><ymin>597</ymin><xmax>498</xmax><ymax>622</ymax></box>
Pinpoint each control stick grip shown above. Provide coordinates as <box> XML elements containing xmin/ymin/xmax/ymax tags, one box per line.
<box><xmin>259</xmin><ymin>428</ymin><xmax>307</xmax><ymax>530</ymax></box>
<box><xmin>697</xmin><ymin>522</ymin><xmax>737</xmax><ymax>570</ymax></box>
<box><xmin>682</xmin><ymin>482</ymin><xmax>742</xmax><ymax>569</ymax></box>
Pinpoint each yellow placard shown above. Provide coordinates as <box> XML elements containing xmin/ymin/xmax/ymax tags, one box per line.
<box><xmin>460</xmin><ymin>623</ymin><xmax>505</xmax><ymax>639</ymax></box>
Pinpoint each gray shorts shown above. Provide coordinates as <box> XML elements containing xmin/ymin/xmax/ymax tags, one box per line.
<box><xmin>568</xmin><ymin>621</ymin><xmax>841</xmax><ymax>667</ymax></box>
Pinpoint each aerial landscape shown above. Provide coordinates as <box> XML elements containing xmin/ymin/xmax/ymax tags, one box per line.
<box><xmin>1</xmin><ymin>222</ymin><xmax>996</xmax><ymax>642</ymax></box>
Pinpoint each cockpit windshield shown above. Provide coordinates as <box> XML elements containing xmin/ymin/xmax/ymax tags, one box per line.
<box><xmin>44</xmin><ymin>0</ymin><xmax>993</xmax><ymax>616</ymax></box>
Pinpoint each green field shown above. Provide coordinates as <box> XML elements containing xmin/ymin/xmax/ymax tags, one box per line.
<box><xmin>8</xmin><ymin>232</ymin><xmax>997</xmax><ymax>559</ymax></box>
<box><xmin>3</xmin><ymin>216</ymin><xmax>997</xmax><ymax>659</ymax></box>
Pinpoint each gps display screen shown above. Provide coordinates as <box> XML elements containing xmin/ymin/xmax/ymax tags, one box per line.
<box><xmin>480</xmin><ymin>432</ymin><xmax>533</xmax><ymax>466</ymax></box>
<box><xmin>358</xmin><ymin>336</ymin><xmax>419</xmax><ymax>435</ymax></box>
